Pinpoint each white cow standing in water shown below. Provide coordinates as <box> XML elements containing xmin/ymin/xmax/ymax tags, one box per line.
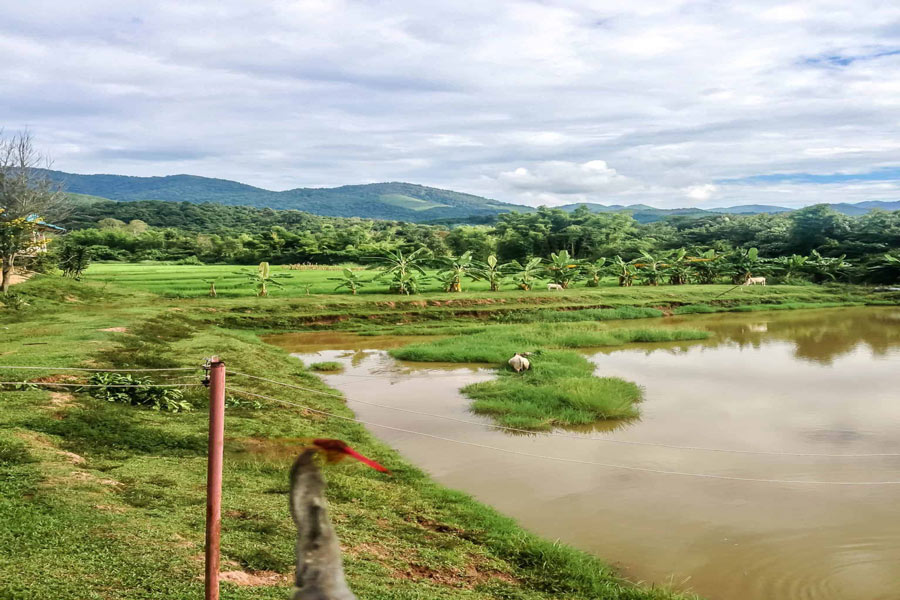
<box><xmin>508</xmin><ymin>353</ymin><xmax>531</xmax><ymax>373</ymax></box>
<box><xmin>744</xmin><ymin>276</ymin><xmax>766</xmax><ymax>286</ymax></box>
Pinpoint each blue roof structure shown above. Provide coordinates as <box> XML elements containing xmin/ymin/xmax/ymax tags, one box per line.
<box><xmin>24</xmin><ymin>214</ymin><xmax>66</xmax><ymax>232</ymax></box>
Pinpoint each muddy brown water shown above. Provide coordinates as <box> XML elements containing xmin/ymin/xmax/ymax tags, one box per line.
<box><xmin>265</xmin><ymin>307</ymin><xmax>900</xmax><ymax>600</ymax></box>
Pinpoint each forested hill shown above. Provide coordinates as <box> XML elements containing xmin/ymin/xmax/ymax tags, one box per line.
<box><xmin>43</xmin><ymin>170</ymin><xmax>521</xmax><ymax>222</ymax></box>
<box><xmin>46</xmin><ymin>169</ymin><xmax>900</xmax><ymax>223</ymax></box>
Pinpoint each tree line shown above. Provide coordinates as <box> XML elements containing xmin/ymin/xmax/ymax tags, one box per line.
<box><xmin>42</xmin><ymin>200</ymin><xmax>900</xmax><ymax>285</ymax></box>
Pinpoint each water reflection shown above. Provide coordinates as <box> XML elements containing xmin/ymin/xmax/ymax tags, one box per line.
<box><xmin>267</xmin><ymin>306</ymin><xmax>900</xmax><ymax>600</ymax></box>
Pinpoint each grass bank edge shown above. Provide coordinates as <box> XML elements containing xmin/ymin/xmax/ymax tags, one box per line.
<box><xmin>390</xmin><ymin>325</ymin><xmax>711</xmax><ymax>430</ymax></box>
<box><xmin>1</xmin><ymin>275</ymin><xmax>697</xmax><ymax>600</ymax></box>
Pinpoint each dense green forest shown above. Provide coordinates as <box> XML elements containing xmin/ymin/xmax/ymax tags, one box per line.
<box><xmin>45</xmin><ymin>200</ymin><xmax>900</xmax><ymax>284</ymax></box>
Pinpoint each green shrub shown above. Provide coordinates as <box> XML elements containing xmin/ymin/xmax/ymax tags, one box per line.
<box><xmin>309</xmin><ymin>361</ymin><xmax>343</xmax><ymax>372</ymax></box>
<box><xmin>83</xmin><ymin>372</ymin><xmax>191</xmax><ymax>412</ymax></box>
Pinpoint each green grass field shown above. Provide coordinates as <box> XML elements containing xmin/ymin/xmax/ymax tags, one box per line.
<box><xmin>3</xmin><ymin>266</ymin><xmax>897</xmax><ymax>599</ymax></box>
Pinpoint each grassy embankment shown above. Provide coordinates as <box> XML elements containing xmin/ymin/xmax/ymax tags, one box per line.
<box><xmin>392</xmin><ymin>325</ymin><xmax>709</xmax><ymax>429</ymax></box>
<box><xmin>82</xmin><ymin>263</ymin><xmax>896</xmax><ymax>335</ymax></box>
<box><xmin>1</xmin><ymin>274</ymin><xmax>701</xmax><ymax>600</ymax></box>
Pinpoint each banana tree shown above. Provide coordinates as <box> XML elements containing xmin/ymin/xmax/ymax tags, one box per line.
<box><xmin>582</xmin><ymin>257</ymin><xmax>607</xmax><ymax>287</ymax></box>
<box><xmin>773</xmin><ymin>254</ymin><xmax>808</xmax><ymax>284</ymax></box>
<box><xmin>611</xmin><ymin>255</ymin><xmax>636</xmax><ymax>287</ymax></box>
<box><xmin>370</xmin><ymin>247</ymin><xmax>431</xmax><ymax>295</ymax></box>
<box><xmin>868</xmin><ymin>252</ymin><xmax>900</xmax><ymax>284</ymax></box>
<box><xmin>243</xmin><ymin>262</ymin><xmax>287</xmax><ymax>297</ymax></box>
<box><xmin>471</xmin><ymin>255</ymin><xmax>508</xmax><ymax>291</ymax></box>
<box><xmin>545</xmin><ymin>250</ymin><xmax>581</xmax><ymax>288</ymax></box>
<box><xmin>726</xmin><ymin>247</ymin><xmax>761</xmax><ymax>284</ymax></box>
<box><xmin>509</xmin><ymin>257</ymin><xmax>543</xmax><ymax>291</ymax></box>
<box><xmin>664</xmin><ymin>248</ymin><xmax>692</xmax><ymax>285</ymax></box>
<box><xmin>689</xmin><ymin>249</ymin><xmax>721</xmax><ymax>284</ymax></box>
<box><xmin>436</xmin><ymin>251</ymin><xmax>474</xmax><ymax>292</ymax></box>
<box><xmin>329</xmin><ymin>268</ymin><xmax>366</xmax><ymax>295</ymax></box>
<box><xmin>806</xmin><ymin>250</ymin><xmax>849</xmax><ymax>283</ymax></box>
<box><xmin>634</xmin><ymin>251</ymin><xmax>664</xmax><ymax>286</ymax></box>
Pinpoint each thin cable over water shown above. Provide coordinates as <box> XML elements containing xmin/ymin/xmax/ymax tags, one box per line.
<box><xmin>0</xmin><ymin>365</ymin><xmax>200</xmax><ymax>372</ymax></box>
<box><xmin>229</xmin><ymin>370</ymin><xmax>900</xmax><ymax>458</ymax></box>
<box><xmin>228</xmin><ymin>387</ymin><xmax>900</xmax><ymax>486</ymax></box>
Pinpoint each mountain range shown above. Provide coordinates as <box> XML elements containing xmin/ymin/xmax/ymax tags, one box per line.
<box><xmin>45</xmin><ymin>170</ymin><xmax>900</xmax><ymax>223</ymax></box>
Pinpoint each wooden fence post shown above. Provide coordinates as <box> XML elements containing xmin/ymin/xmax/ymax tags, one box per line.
<box><xmin>205</xmin><ymin>357</ymin><xmax>226</xmax><ymax>600</ymax></box>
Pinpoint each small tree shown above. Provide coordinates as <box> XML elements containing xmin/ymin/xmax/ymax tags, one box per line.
<box><xmin>664</xmin><ymin>248</ymin><xmax>692</xmax><ymax>285</ymax></box>
<box><xmin>611</xmin><ymin>255</ymin><xmax>635</xmax><ymax>287</ymax></box>
<box><xmin>0</xmin><ymin>132</ymin><xmax>67</xmax><ymax>293</ymax></box>
<box><xmin>509</xmin><ymin>257</ymin><xmax>543</xmax><ymax>291</ymax></box>
<box><xmin>634</xmin><ymin>251</ymin><xmax>664</xmax><ymax>286</ymax></box>
<box><xmin>436</xmin><ymin>251</ymin><xmax>474</xmax><ymax>293</ymax></box>
<box><xmin>371</xmin><ymin>248</ymin><xmax>431</xmax><ymax>295</ymax></box>
<box><xmin>582</xmin><ymin>258</ymin><xmax>607</xmax><ymax>287</ymax></box>
<box><xmin>726</xmin><ymin>247</ymin><xmax>761</xmax><ymax>284</ymax></box>
<box><xmin>330</xmin><ymin>268</ymin><xmax>366</xmax><ymax>295</ymax></box>
<box><xmin>58</xmin><ymin>242</ymin><xmax>91</xmax><ymax>279</ymax></box>
<box><xmin>471</xmin><ymin>255</ymin><xmax>508</xmax><ymax>291</ymax></box>
<box><xmin>243</xmin><ymin>262</ymin><xmax>286</xmax><ymax>297</ymax></box>
<box><xmin>545</xmin><ymin>250</ymin><xmax>581</xmax><ymax>288</ymax></box>
<box><xmin>203</xmin><ymin>278</ymin><xmax>218</xmax><ymax>297</ymax></box>
<box><xmin>690</xmin><ymin>249</ymin><xmax>721</xmax><ymax>284</ymax></box>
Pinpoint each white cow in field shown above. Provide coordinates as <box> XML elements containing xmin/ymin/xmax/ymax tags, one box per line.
<box><xmin>744</xmin><ymin>276</ymin><xmax>766</xmax><ymax>286</ymax></box>
<box><xmin>508</xmin><ymin>353</ymin><xmax>531</xmax><ymax>373</ymax></box>
<box><xmin>547</xmin><ymin>283</ymin><xmax>563</xmax><ymax>291</ymax></box>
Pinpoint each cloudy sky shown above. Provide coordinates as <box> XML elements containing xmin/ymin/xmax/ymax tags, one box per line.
<box><xmin>3</xmin><ymin>1</ymin><xmax>900</xmax><ymax>208</ymax></box>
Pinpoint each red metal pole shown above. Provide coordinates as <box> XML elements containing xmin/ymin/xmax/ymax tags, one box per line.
<box><xmin>205</xmin><ymin>357</ymin><xmax>225</xmax><ymax>600</ymax></box>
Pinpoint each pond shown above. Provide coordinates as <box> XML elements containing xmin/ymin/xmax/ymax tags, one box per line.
<box><xmin>265</xmin><ymin>306</ymin><xmax>900</xmax><ymax>600</ymax></box>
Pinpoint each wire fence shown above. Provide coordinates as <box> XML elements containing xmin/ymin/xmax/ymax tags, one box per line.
<box><xmin>3</xmin><ymin>362</ymin><xmax>900</xmax><ymax>484</ymax></box>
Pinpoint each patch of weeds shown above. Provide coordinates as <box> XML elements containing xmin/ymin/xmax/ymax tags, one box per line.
<box><xmin>83</xmin><ymin>372</ymin><xmax>192</xmax><ymax>413</ymax></box>
<box><xmin>309</xmin><ymin>361</ymin><xmax>343</xmax><ymax>372</ymax></box>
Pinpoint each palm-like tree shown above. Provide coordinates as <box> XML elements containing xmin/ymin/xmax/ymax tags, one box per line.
<box><xmin>806</xmin><ymin>250</ymin><xmax>849</xmax><ymax>283</ymax></box>
<box><xmin>370</xmin><ymin>248</ymin><xmax>431</xmax><ymax>295</ymax></box>
<box><xmin>726</xmin><ymin>247</ymin><xmax>761</xmax><ymax>284</ymax></box>
<box><xmin>611</xmin><ymin>255</ymin><xmax>635</xmax><ymax>287</ymax></box>
<box><xmin>664</xmin><ymin>248</ymin><xmax>692</xmax><ymax>285</ymax></box>
<box><xmin>774</xmin><ymin>254</ymin><xmax>808</xmax><ymax>284</ymax></box>
<box><xmin>329</xmin><ymin>268</ymin><xmax>366</xmax><ymax>295</ymax></box>
<box><xmin>471</xmin><ymin>255</ymin><xmax>508</xmax><ymax>291</ymax></box>
<box><xmin>509</xmin><ymin>257</ymin><xmax>543</xmax><ymax>291</ymax></box>
<box><xmin>868</xmin><ymin>252</ymin><xmax>900</xmax><ymax>284</ymax></box>
<box><xmin>436</xmin><ymin>251</ymin><xmax>474</xmax><ymax>292</ymax></box>
<box><xmin>690</xmin><ymin>249</ymin><xmax>722</xmax><ymax>284</ymax></box>
<box><xmin>243</xmin><ymin>262</ymin><xmax>287</xmax><ymax>297</ymax></box>
<box><xmin>582</xmin><ymin>257</ymin><xmax>607</xmax><ymax>287</ymax></box>
<box><xmin>545</xmin><ymin>250</ymin><xmax>581</xmax><ymax>288</ymax></box>
<box><xmin>634</xmin><ymin>251</ymin><xmax>664</xmax><ymax>286</ymax></box>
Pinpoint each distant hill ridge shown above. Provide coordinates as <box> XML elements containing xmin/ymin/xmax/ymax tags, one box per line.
<box><xmin>45</xmin><ymin>169</ymin><xmax>900</xmax><ymax>222</ymax></box>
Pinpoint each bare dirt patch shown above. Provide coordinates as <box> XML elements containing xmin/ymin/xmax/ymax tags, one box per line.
<box><xmin>220</xmin><ymin>570</ymin><xmax>289</xmax><ymax>587</ymax></box>
<box><xmin>100</xmin><ymin>327</ymin><xmax>129</xmax><ymax>333</ymax></box>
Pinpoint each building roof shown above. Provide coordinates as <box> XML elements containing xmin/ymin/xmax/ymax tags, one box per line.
<box><xmin>24</xmin><ymin>214</ymin><xmax>66</xmax><ymax>232</ymax></box>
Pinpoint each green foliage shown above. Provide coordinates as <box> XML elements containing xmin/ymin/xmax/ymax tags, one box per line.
<box><xmin>83</xmin><ymin>372</ymin><xmax>192</xmax><ymax>413</ymax></box>
<box><xmin>372</xmin><ymin>247</ymin><xmax>431</xmax><ymax>294</ymax></box>
<box><xmin>545</xmin><ymin>250</ymin><xmax>581</xmax><ymax>288</ymax></box>
<box><xmin>57</xmin><ymin>241</ymin><xmax>92</xmax><ymax>278</ymax></box>
<box><xmin>309</xmin><ymin>361</ymin><xmax>343</xmax><ymax>372</ymax></box>
<box><xmin>470</xmin><ymin>254</ymin><xmax>509</xmax><ymax>291</ymax></box>
<box><xmin>392</xmin><ymin>324</ymin><xmax>709</xmax><ymax>429</ymax></box>
<box><xmin>509</xmin><ymin>257</ymin><xmax>543</xmax><ymax>291</ymax></box>
<box><xmin>329</xmin><ymin>268</ymin><xmax>366</xmax><ymax>295</ymax></box>
<box><xmin>241</xmin><ymin>261</ymin><xmax>289</xmax><ymax>296</ymax></box>
<box><xmin>436</xmin><ymin>250</ymin><xmax>475</xmax><ymax>292</ymax></box>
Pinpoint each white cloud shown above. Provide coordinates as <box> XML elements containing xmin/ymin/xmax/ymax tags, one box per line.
<box><xmin>0</xmin><ymin>0</ymin><xmax>899</xmax><ymax>209</ymax></box>
<box><xmin>499</xmin><ymin>160</ymin><xmax>632</xmax><ymax>196</ymax></box>
<box><xmin>685</xmin><ymin>184</ymin><xmax>717</xmax><ymax>201</ymax></box>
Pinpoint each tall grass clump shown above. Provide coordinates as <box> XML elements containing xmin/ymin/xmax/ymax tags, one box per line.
<box><xmin>391</xmin><ymin>323</ymin><xmax>709</xmax><ymax>429</ymax></box>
